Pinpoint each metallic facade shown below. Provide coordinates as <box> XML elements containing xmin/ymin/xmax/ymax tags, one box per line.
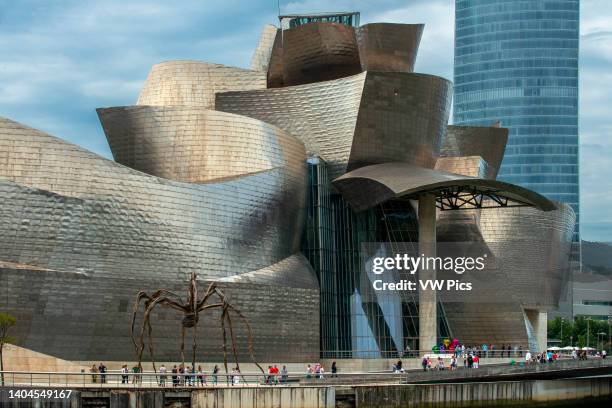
<box><xmin>355</xmin><ymin>23</ymin><xmax>423</xmax><ymax>73</ymax></box>
<box><xmin>0</xmin><ymin>115</ymin><xmax>318</xmax><ymax>361</ymax></box>
<box><xmin>256</xmin><ymin>21</ymin><xmax>424</xmax><ymax>88</ymax></box>
<box><xmin>137</xmin><ymin>61</ymin><xmax>266</xmax><ymax>108</ymax></box>
<box><xmin>0</xmin><ymin>12</ymin><xmax>576</xmax><ymax>361</ymax></box>
<box><xmin>333</xmin><ymin>162</ymin><xmax>556</xmax><ymax>213</ymax></box>
<box><xmin>282</xmin><ymin>22</ymin><xmax>362</xmax><ymax>86</ymax></box>
<box><xmin>217</xmin><ymin>72</ymin><xmax>453</xmax><ymax>179</ymax></box>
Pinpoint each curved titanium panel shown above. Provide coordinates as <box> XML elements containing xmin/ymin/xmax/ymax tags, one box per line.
<box><xmin>479</xmin><ymin>202</ymin><xmax>576</xmax><ymax>310</ymax></box>
<box><xmin>282</xmin><ymin>22</ymin><xmax>361</xmax><ymax>86</ymax></box>
<box><xmin>97</xmin><ymin>107</ymin><xmax>306</xmax><ymax>183</ymax></box>
<box><xmin>0</xmin><ymin>117</ymin><xmax>307</xmax><ymax>282</ymax></box>
<box><xmin>435</xmin><ymin>156</ymin><xmax>495</xmax><ymax>179</ymax></box>
<box><xmin>217</xmin><ymin>72</ymin><xmax>367</xmax><ymax>179</ymax></box>
<box><xmin>348</xmin><ymin>72</ymin><xmax>452</xmax><ymax>170</ymax></box>
<box><xmin>0</xmin><ymin>260</ymin><xmax>319</xmax><ymax>362</ymax></box>
<box><xmin>333</xmin><ymin>162</ymin><xmax>557</xmax><ymax>212</ymax></box>
<box><xmin>251</xmin><ymin>24</ymin><xmax>278</xmax><ymax>72</ymax></box>
<box><xmin>267</xmin><ymin>28</ymin><xmax>285</xmax><ymax>88</ymax></box>
<box><xmin>355</xmin><ymin>23</ymin><xmax>423</xmax><ymax>72</ymax></box>
<box><xmin>218</xmin><ymin>253</ymin><xmax>316</xmax><ymax>289</ymax></box>
<box><xmin>217</xmin><ymin>72</ymin><xmax>452</xmax><ymax>179</ymax></box>
<box><xmin>136</xmin><ymin>61</ymin><xmax>266</xmax><ymax>109</ymax></box>
<box><xmin>441</xmin><ymin>125</ymin><xmax>509</xmax><ymax>178</ymax></box>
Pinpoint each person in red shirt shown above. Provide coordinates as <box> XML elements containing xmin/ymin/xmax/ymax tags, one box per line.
<box><xmin>271</xmin><ymin>365</ymin><xmax>280</xmax><ymax>385</ymax></box>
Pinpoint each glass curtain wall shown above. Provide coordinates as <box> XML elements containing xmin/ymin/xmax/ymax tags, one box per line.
<box><xmin>453</xmin><ymin>0</ymin><xmax>580</xmax><ymax>244</ymax></box>
<box><xmin>303</xmin><ymin>157</ymin><xmax>451</xmax><ymax>358</ymax></box>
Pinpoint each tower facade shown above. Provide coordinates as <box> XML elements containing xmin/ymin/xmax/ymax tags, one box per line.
<box><xmin>453</xmin><ymin>0</ymin><xmax>580</xmax><ymax>244</ymax></box>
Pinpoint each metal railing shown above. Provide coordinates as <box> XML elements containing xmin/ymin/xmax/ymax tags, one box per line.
<box><xmin>0</xmin><ymin>371</ymin><xmax>409</xmax><ymax>388</ymax></box>
<box><xmin>319</xmin><ymin>349</ymin><xmax>537</xmax><ymax>359</ymax></box>
<box><xmin>1</xmin><ymin>356</ymin><xmax>600</xmax><ymax>389</ymax></box>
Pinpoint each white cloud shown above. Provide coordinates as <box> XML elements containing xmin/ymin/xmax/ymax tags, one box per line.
<box><xmin>579</xmin><ymin>0</ymin><xmax>612</xmax><ymax>238</ymax></box>
<box><xmin>368</xmin><ymin>0</ymin><xmax>454</xmax><ymax>79</ymax></box>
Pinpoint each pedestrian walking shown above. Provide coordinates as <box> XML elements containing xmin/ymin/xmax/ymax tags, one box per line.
<box><xmin>197</xmin><ymin>365</ymin><xmax>206</xmax><ymax>386</ymax></box>
<box><xmin>281</xmin><ymin>365</ymin><xmax>288</xmax><ymax>384</ymax></box>
<box><xmin>98</xmin><ymin>363</ymin><xmax>107</xmax><ymax>384</ymax></box>
<box><xmin>213</xmin><ymin>365</ymin><xmax>219</xmax><ymax>385</ymax></box>
<box><xmin>90</xmin><ymin>364</ymin><xmax>98</xmax><ymax>383</ymax></box>
<box><xmin>121</xmin><ymin>365</ymin><xmax>129</xmax><ymax>384</ymax></box>
<box><xmin>306</xmin><ymin>364</ymin><xmax>313</xmax><ymax>379</ymax></box>
<box><xmin>159</xmin><ymin>364</ymin><xmax>167</xmax><ymax>387</ymax></box>
<box><xmin>171</xmin><ymin>365</ymin><xmax>178</xmax><ymax>387</ymax></box>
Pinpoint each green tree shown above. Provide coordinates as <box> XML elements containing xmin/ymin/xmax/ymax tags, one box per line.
<box><xmin>548</xmin><ymin>316</ymin><xmax>611</xmax><ymax>350</ymax></box>
<box><xmin>0</xmin><ymin>312</ymin><xmax>17</xmax><ymax>386</ymax></box>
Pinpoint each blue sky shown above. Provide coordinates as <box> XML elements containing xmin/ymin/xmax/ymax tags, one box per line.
<box><xmin>0</xmin><ymin>0</ymin><xmax>610</xmax><ymax>242</ymax></box>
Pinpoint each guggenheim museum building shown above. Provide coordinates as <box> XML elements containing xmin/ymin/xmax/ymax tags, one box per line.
<box><xmin>0</xmin><ymin>12</ymin><xmax>575</xmax><ymax>362</ymax></box>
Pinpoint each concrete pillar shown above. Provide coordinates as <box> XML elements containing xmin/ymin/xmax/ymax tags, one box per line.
<box><xmin>418</xmin><ymin>194</ymin><xmax>437</xmax><ymax>354</ymax></box>
<box><xmin>525</xmin><ymin>309</ymin><xmax>548</xmax><ymax>352</ymax></box>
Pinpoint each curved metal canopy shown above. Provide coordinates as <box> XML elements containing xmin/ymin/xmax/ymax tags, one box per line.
<box><xmin>333</xmin><ymin>162</ymin><xmax>557</xmax><ymax>212</ymax></box>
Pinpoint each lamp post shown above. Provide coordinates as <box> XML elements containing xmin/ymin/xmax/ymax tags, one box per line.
<box><xmin>587</xmin><ymin>318</ymin><xmax>591</xmax><ymax>349</ymax></box>
<box><xmin>560</xmin><ymin>318</ymin><xmax>564</xmax><ymax>346</ymax></box>
<box><xmin>598</xmin><ymin>332</ymin><xmax>606</xmax><ymax>353</ymax></box>
<box><xmin>608</xmin><ymin>314</ymin><xmax>612</xmax><ymax>347</ymax></box>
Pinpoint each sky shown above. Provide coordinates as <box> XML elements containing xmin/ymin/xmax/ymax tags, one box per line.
<box><xmin>0</xmin><ymin>0</ymin><xmax>610</xmax><ymax>242</ymax></box>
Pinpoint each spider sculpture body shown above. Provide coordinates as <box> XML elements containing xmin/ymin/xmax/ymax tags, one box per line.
<box><xmin>131</xmin><ymin>272</ymin><xmax>263</xmax><ymax>379</ymax></box>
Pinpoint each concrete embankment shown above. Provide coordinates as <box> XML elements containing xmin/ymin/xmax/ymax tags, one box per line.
<box><xmin>354</xmin><ymin>376</ymin><xmax>612</xmax><ymax>407</ymax></box>
<box><xmin>0</xmin><ymin>372</ymin><xmax>610</xmax><ymax>407</ymax></box>
<box><xmin>0</xmin><ymin>386</ymin><xmax>336</xmax><ymax>408</ymax></box>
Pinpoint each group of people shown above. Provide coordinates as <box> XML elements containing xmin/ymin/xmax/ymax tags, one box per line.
<box><xmin>90</xmin><ymin>363</ymin><xmax>222</xmax><ymax>386</ymax></box>
<box><xmin>265</xmin><ymin>365</ymin><xmax>288</xmax><ymax>384</ymax></box>
<box><xmin>162</xmin><ymin>364</ymin><xmax>218</xmax><ymax>387</ymax></box>
<box><xmin>305</xmin><ymin>362</ymin><xmax>336</xmax><ymax>379</ymax></box>
<box><xmin>445</xmin><ymin>344</ymin><xmax>524</xmax><ymax>358</ymax></box>
<box><xmin>119</xmin><ymin>364</ymin><xmax>142</xmax><ymax>384</ymax></box>
<box><xmin>90</xmin><ymin>363</ymin><xmax>107</xmax><ymax>383</ymax></box>
<box><xmin>524</xmin><ymin>350</ymin><xmax>560</xmax><ymax>364</ymax></box>
<box><xmin>418</xmin><ymin>353</ymin><xmax>480</xmax><ymax>372</ymax></box>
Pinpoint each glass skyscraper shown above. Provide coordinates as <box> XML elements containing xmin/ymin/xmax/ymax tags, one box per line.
<box><xmin>453</xmin><ymin>0</ymin><xmax>580</xmax><ymax>246</ymax></box>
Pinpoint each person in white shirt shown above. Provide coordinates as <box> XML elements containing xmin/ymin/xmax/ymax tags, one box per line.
<box><xmin>525</xmin><ymin>351</ymin><xmax>532</xmax><ymax>364</ymax></box>
<box><xmin>121</xmin><ymin>364</ymin><xmax>129</xmax><ymax>384</ymax></box>
<box><xmin>159</xmin><ymin>364</ymin><xmax>167</xmax><ymax>387</ymax></box>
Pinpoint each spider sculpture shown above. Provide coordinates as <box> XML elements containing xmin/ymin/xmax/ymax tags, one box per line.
<box><xmin>131</xmin><ymin>272</ymin><xmax>263</xmax><ymax>378</ymax></box>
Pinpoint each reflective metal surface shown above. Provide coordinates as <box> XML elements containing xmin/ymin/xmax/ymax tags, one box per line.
<box><xmin>250</xmin><ymin>24</ymin><xmax>278</xmax><ymax>72</ymax></box>
<box><xmin>217</xmin><ymin>72</ymin><xmax>452</xmax><ymax>179</ymax></box>
<box><xmin>137</xmin><ymin>61</ymin><xmax>266</xmax><ymax>108</ymax></box>
<box><xmin>282</xmin><ymin>22</ymin><xmax>361</xmax><ymax>86</ymax></box>
<box><xmin>217</xmin><ymin>72</ymin><xmax>367</xmax><ymax>179</ymax></box>
<box><xmin>97</xmin><ymin>107</ymin><xmax>306</xmax><ymax>184</ymax></box>
<box><xmin>0</xmin><ymin>109</ymin><xmax>317</xmax><ymax>361</ymax></box>
<box><xmin>333</xmin><ymin>162</ymin><xmax>557</xmax><ymax>212</ymax></box>
<box><xmin>356</xmin><ymin>23</ymin><xmax>423</xmax><ymax>72</ymax></box>
<box><xmin>441</xmin><ymin>125</ymin><xmax>509</xmax><ymax>178</ymax></box>
<box><xmin>255</xmin><ymin>21</ymin><xmax>426</xmax><ymax>87</ymax></box>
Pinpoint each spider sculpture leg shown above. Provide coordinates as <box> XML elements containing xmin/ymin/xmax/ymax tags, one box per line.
<box><xmin>219</xmin><ymin>306</ymin><xmax>230</xmax><ymax>383</ymax></box>
<box><xmin>132</xmin><ymin>290</ymin><xmax>185</xmax><ymax>371</ymax></box>
<box><xmin>224</xmin><ymin>305</ymin><xmax>244</xmax><ymax>382</ymax></box>
<box><xmin>226</xmin><ymin>303</ymin><xmax>265</xmax><ymax>374</ymax></box>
